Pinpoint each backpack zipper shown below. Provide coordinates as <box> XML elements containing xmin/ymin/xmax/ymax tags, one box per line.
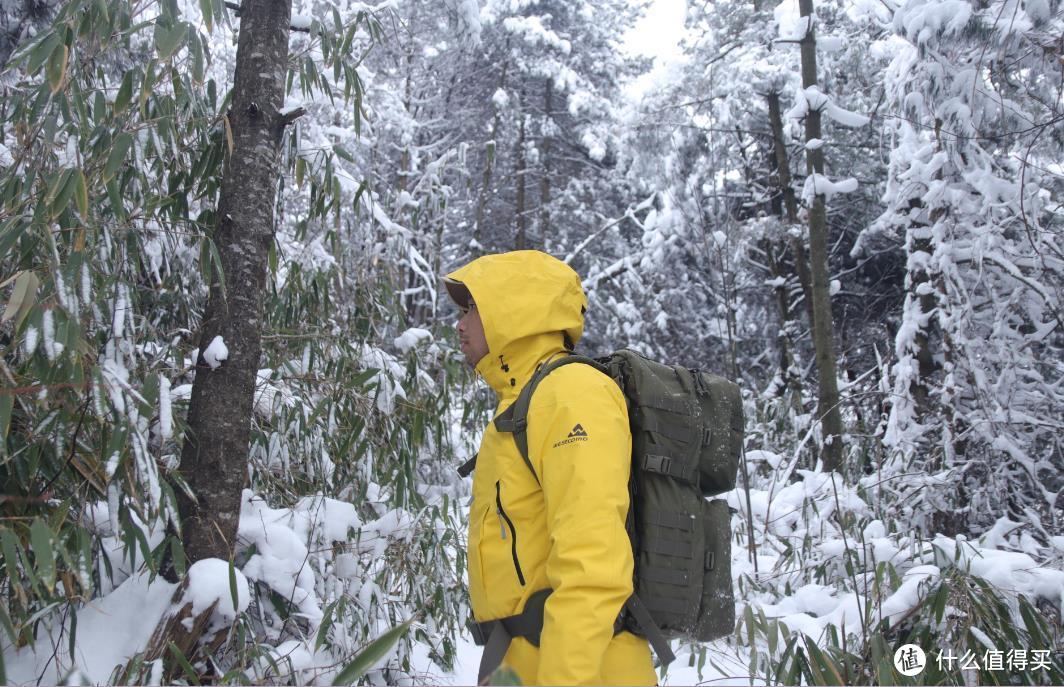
<box><xmin>495</xmin><ymin>481</ymin><xmax>526</xmax><ymax>586</ymax></box>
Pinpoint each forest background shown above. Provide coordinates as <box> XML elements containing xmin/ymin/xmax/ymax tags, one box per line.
<box><xmin>0</xmin><ymin>0</ymin><xmax>1062</xmax><ymax>684</ymax></box>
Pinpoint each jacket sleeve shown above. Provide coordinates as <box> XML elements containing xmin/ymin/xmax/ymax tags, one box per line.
<box><xmin>527</xmin><ymin>366</ymin><xmax>633</xmax><ymax>685</ymax></box>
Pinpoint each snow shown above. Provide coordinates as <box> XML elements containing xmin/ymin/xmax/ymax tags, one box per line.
<box><xmin>4</xmin><ymin>572</ymin><xmax>175</xmax><ymax>685</ymax></box>
<box><xmin>290</xmin><ymin>14</ymin><xmax>312</xmax><ymax>30</ymax></box>
<box><xmin>785</xmin><ymin>86</ymin><xmax>869</xmax><ymax>128</ymax></box>
<box><xmin>22</xmin><ymin>323</ymin><xmax>37</xmax><ymax>357</ymax></box>
<box><xmin>775</xmin><ymin>3</ymin><xmax>811</xmax><ymax>41</ymax></box>
<box><xmin>582</xmin><ymin>131</ymin><xmax>606</xmax><ymax>161</ymax></box>
<box><xmin>802</xmin><ymin>173</ymin><xmax>859</xmax><ymax>202</ymax></box>
<box><xmin>893</xmin><ymin>0</ymin><xmax>972</xmax><ymax>45</ymax></box>
<box><xmin>394</xmin><ymin>327</ymin><xmax>432</xmax><ymax>352</ymax></box>
<box><xmin>203</xmin><ymin>334</ymin><xmax>228</xmax><ymax>369</ymax></box>
<box><xmin>170</xmin><ymin>383</ymin><xmax>192</xmax><ymax>401</ymax></box>
<box><xmin>158</xmin><ymin>375</ymin><xmax>172</xmax><ymax>440</ymax></box>
<box><xmin>491</xmin><ymin>88</ymin><xmax>509</xmax><ymax>109</ymax></box>
<box><xmin>185</xmin><ymin>558</ymin><xmax>251</xmax><ymax>628</ymax></box>
<box><xmin>819</xmin><ymin>35</ymin><xmax>845</xmax><ymax>52</ymax></box>
<box><xmin>502</xmin><ymin>16</ymin><xmax>572</xmax><ymax>54</ymax></box>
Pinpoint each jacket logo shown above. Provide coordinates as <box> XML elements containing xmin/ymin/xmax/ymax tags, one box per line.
<box><xmin>553</xmin><ymin>424</ymin><xmax>589</xmax><ymax>448</ymax></box>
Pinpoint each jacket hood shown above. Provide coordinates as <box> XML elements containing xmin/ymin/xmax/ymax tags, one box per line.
<box><xmin>445</xmin><ymin>250</ymin><xmax>587</xmax><ymax>399</ymax></box>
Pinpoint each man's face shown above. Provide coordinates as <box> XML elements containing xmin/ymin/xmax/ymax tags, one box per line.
<box><xmin>457</xmin><ymin>300</ymin><xmax>489</xmax><ymax>368</ymax></box>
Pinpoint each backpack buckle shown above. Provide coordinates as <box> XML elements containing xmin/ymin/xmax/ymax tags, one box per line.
<box><xmin>467</xmin><ymin>618</ymin><xmax>496</xmax><ymax>646</ymax></box>
<box><xmin>643</xmin><ymin>454</ymin><xmax>672</xmax><ymax>475</ymax></box>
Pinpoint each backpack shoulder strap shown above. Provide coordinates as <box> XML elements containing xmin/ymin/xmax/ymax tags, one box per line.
<box><xmin>493</xmin><ymin>354</ymin><xmax>607</xmax><ymax>484</ymax></box>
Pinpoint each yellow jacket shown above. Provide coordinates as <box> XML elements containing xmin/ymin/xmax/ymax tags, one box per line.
<box><xmin>447</xmin><ymin>251</ymin><xmax>656</xmax><ymax>686</ymax></box>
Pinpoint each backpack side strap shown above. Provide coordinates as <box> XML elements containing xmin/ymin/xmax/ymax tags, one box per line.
<box><xmin>457</xmin><ymin>453</ymin><xmax>478</xmax><ymax>478</ymax></box>
<box><xmin>624</xmin><ymin>593</ymin><xmax>678</xmax><ymax>667</ymax></box>
<box><xmin>468</xmin><ymin>588</ymin><xmax>552</xmax><ymax>684</ymax></box>
<box><xmin>467</xmin><ymin>588</ymin><xmax>677</xmax><ymax>680</ymax></box>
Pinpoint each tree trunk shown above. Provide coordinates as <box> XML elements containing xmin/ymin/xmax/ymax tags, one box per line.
<box><xmin>514</xmin><ymin>87</ymin><xmax>527</xmax><ymax>250</ymax></box>
<box><xmin>766</xmin><ymin>91</ymin><xmax>815</xmax><ymax>325</ymax></box>
<box><xmin>474</xmin><ymin>59</ymin><xmax>508</xmax><ymax>252</ymax></box>
<box><xmin>177</xmin><ymin>0</ymin><xmax>296</xmax><ymax>565</ymax></box>
<box><xmin>538</xmin><ymin>78</ymin><xmax>553</xmax><ymax>246</ymax></box>
<box><xmin>908</xmin><ymin>222</ymin><xmax>937</xmax><ymax>416</ymax></box>
<box><xmin>798</xmin><ymin>0</ymin><xmax>845</xmax><ymax>472</ymax></box>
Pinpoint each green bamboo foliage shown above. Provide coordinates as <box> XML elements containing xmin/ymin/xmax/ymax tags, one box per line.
<box><xmin>0</xmin><ymin>0</ymin><xmax>469</xmax><ymax>681</ymax></box>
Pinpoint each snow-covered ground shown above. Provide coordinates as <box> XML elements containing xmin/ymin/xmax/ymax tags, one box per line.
<box><xmin>6</xmin><ymin>437</ymin><xmax>1062</xmax><ymax>686</ymax></box>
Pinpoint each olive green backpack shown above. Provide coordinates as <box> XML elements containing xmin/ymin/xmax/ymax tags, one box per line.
<box><xmin>463</xmin><ymin>349</ymin><xmax>744</xmax><ymax>679</ymax></box>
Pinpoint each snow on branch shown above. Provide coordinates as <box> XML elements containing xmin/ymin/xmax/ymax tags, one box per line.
<box><xmin>502</xmin><ymin>16</ymin><xmax>572</xmax><ymax>54</ymax></box>
<box><xmin>785</xmin><ymin>86</ymin><xmax>870</xmax><ymax>128</ymax></box>
<box><xmin>802</xmin><ymin>173</ymin><xmax>860</xmax><ymax>203</ymax></box>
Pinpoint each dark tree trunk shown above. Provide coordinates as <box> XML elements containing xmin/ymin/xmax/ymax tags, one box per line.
<box><xmin>474</xmin><ymin>59</ymin><xmax>508</xmax><ymax>252</ymax></box>
<box><xmin>515</xmin><ymin>87</ymin><xmax>527</xmax><ymax>250</ymax></box>
<box><xmin>177</xmin><ymin>0</ymin><xmax>296</xmax><ymax>565</ymax></box>
<box><xmin>798</xmin><ymin>0</ymin><xmax>845</xmax><ymax>472</ymax></box>
<box><xmin>538</xmin><ymin>78</ymin><xmax>553</xmax><ymax>245</ymax></box>
<box><xmin>767</xmin><ymin>91</ymin><xmax>815</xmax><ymax>325</ymax></box>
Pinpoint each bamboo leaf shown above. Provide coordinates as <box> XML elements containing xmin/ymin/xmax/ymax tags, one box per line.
<box><xmin>315</xmin><ymin>600</ymin><xmax>339</xmax><ymax>651</ymax></box>
<box><xmin>223</xmin><ymin>113</ymin><xmax>234</xmax><ymax>156</ymax></box>
<box><xmin>0</xmin><ymin>394</ymin><xmax>13</xmax><ymax>441</ymax></box>
<box><xmin>168</xmin><ymin>642</ymin><xmax>201</xmax><ymax>685</ymax></box>
<box><xmin>155</xmin><ymin>21</ymin><xmax>187</xmax><ymax>61</ymax></box>
<box><xmin>26</xmin><ymin>32</ymin><xmax>61</xmax><ymax>74</ymax></box>
<box><xmin>333</xmin><ymin>145</ymin><xmax>354</xmax><ymax>163</ymax></box>
<box><xmin>138</xmin><ymin>61</ymin><xmax>156</xmax><ymax>112</ymax></box>
<box><xmin>331</xmin><ymin>619</ymin><xmax>413</xmax><ymax>685</ymax></box>
<box><xmin>228</xmin><ymin>556</ymin><xmax>239</xmax><ymax>618</ymax></box>
<box><xmin>199</xmin><ymin>0</ymin><xmax>213</xmax><ymax>33</ymax></box>
<box><xmin>45</xmin><ymin>44</ymin><xmax>68</xmax><ymax>94</ymax></box>
<box><xmin>50</xmin><ymin>169</ymin><xmax>79</xmax><ymax>217</ymax></box>
<box><xmin>191</xmin><ymin>33</ymin><xmax>205</xmax><ymax>84</ymax></box>
<box><xmin>349</xmin><ymin>368</ymin><xmax>379</xmax><ymax>389</ymax></box>
<box><xmin>104</xmin><ymin>133</ymin><xmax>133</xmax><ymax>181</ymax></box>
<box><xmin>30</xmin><ymin>519</ymin><xmax>55</xmax><ymax>594</ymax></box>
<box><xmin>0</xmin><ymin>221</ymin><xmax>29</xmax><ymax>263</ymax></box>
<box><xmin>0</xmin><ymin>530</ymin><xmax>26</xmax><ymax>605</ymax></box>
<box><xmin>74</xmin><ymin>169</ymin><xmax>88</xmax><ymax>218</ymax></box>
<box><xmin>0</xmin><ymin>596</ymin><xmax>14</xmax><ymax>642</ymax></box>
<box><xmin>114</xmin><ymin>70</ymin><xmax>134</xmax><ymax>113</ymax></box>
<box><xmin>805</xmin><ymin>641</ymin><xmax>844</xmax><ymax>686</ymax></box>
<box><xmin>3</xmin><ymin>271</ymin><xmax>39</xmax><ymax>324</ymax></box>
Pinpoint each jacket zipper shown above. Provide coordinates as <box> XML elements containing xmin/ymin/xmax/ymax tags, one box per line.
<box><xmin>495</xmin><ymin>481</ymin><xmax>526</xmax><ymax>586</ymax></box>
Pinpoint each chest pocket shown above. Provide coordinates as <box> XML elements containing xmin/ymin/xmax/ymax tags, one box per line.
<box><xmin>472</xmin><ymin>427</ymin><xmax>547</xmax><ymax>608</ymax></box>
<box><xmin>494</xmin><ymin>479</ymin><xmax>525</xmax><ymax>586</ymax></box>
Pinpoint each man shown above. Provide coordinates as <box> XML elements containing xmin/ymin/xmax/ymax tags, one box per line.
<box><xmin>444</xmin><ymin>250</ymin><xmax>656</xmax><ymax>686</ymax></box>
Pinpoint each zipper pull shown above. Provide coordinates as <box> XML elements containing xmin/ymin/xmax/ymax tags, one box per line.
<box><xmin>497</xmin><ymin>506</ymin><xmax>507</xmax><ymax>540</ymax></box>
